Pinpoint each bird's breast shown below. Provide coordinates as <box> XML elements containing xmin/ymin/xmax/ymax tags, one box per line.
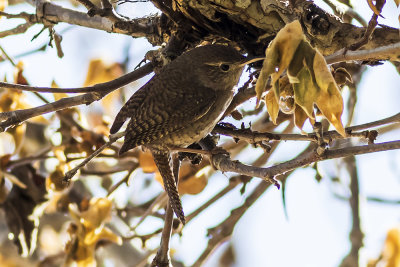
<box><xmin>153</xmin><ymin>89</ymin><xmax>234</xmax><ymax>148</ymax></box>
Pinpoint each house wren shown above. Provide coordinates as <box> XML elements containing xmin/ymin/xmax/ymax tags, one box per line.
<box><xmin>110</xmin><ymin>45</ymin><xmax>256</xmax><ymax>224</ymax></box>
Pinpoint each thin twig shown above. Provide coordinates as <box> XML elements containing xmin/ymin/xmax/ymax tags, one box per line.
<box><xmin>107</xmin><ymin>164</ymin><xmax>138</xmax><ymax>197</ymax></box>
<box><xmin>348</xmin><ymin>0</ymin><xmax>385</xmax><ymax>51</ymax></box>
<box><xmin>0</xmin><ymin>23</ymin><xmax>34</xmax><ymax>38</ymax></box>
<box><xmin>0</xmin><ymin>62</ymin><xmax>154</xmax><ymax>93</ymax></box>
<box><xmin>366</xmin><ymin>197</ymin><xmax>400</xmax><ymax>204</ymax></box>
<box><xmin>63</xmin><ymin>132</ymin><xmax>125</xmax><ymax>183</ymax></box>
<box><xmin>129</xmin><ymin>193</ymin><xmax>168</xmax><ymax>232</ymax></box>
<box><xmin>0</xmin><ymin>46</ymin><xmax>17</xmax><ymax>66</ymax></box>
<box><xmin>213</xmin><ymin>125</ymin><xmax>378</xmax><ymax>143</ymax></box>
<box><xmin>193</xmin><ymin>172</ymin><xmax>290</xmax><ymax>266</ymax></box>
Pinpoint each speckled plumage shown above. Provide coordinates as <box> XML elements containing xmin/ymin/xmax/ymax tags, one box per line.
<box><xmin>110</xmin><ymin>45</ymin><xmax>247</xmax><ymax>224</ymax></box>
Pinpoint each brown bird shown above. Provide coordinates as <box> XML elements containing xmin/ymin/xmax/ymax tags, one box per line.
<box><xmin>110</xmin><ymin>45</ymin><xmax>256</xmax><ymax>224</ymax></box>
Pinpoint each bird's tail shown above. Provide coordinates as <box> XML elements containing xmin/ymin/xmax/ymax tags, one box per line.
<box><xmin>151</xmin><ymin>149</ymin><xmax>185</xmax><ymax>224</ymax></box>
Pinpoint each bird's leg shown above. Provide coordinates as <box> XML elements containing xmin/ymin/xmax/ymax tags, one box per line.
<box><xmin>178</xmin><ymin>143</ymin><xmax>203</xmax><ymax>165</ymax></box>
<box><xmin>151</xmin><ymin>148</ymin><xmax>185</xmax><ymax>224</ymax></box>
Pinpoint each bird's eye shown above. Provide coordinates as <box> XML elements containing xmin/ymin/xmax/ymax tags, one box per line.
<box><xmin>219</xmin><ymin>64</ymin><xmax>230</xmax><ymax>72</ymax></box>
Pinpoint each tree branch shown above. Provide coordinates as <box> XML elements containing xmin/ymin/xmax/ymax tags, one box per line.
<box><xmin>326</xmin><ymin>42</ymin><xmax>400</xmax><ymax>64</ymax></box>
<box><xmin>340</xmin><ymin>156</ymin><xmax>363</xmax><ymax>267</ymax></box>
<box><xmin>0</xmin><ymin>62</ymin><xmax>154</xmax><ymax>131</ymax></box>
<box><xmin>212</xmin><ymin>140</ymin><xmax>400</xmax><ymax>182</ymax></box>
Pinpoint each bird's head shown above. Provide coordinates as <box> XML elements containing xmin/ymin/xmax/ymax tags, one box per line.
<box><xmin>181</xmin><ymin>45</ymin><xmax>264</xmax><ymax>90</ymax></box>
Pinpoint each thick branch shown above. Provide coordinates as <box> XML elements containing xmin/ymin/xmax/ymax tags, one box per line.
<box><xmin>15</xmin><ymin>0</ymin><xmax>162</xmax><ymax>42</ymax></box>
<box><xmin>212</xmin><ymin>140</ymin><xmax>400</xmax><ymax>181</ymax></box>
<box><xmin>326</xmin><ymin>42</ymin><xmax>400</xmax><ymax>64</ymax></box>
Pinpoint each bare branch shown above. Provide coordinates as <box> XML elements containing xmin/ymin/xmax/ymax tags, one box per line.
<box><xmin>212</xmin><ymin>140</ymin><xmax>400</xmax><ymax>181</ymax></box>
<box><xmin>0</xmin><ymin>22</ymin><xmax>34</xmax><ymax>38</ymax></box>
<box><xmin>340</xmin><ymin>156</ymin><xmax>363</xmax><ymax>267</ymax></box>
<box><xmin>63</xmin><ymin>132</ymin><xmax>125</xmax><ymax>183</ymax></box>
<box><xmin>348</xmin><ymin>0</ymin><xmax>385</xmax><ymax>51</ymax></box>
<box><xmin>0</xmin><ymin>61</ymin><xmax>154</xmax><ymax>94</ymax></box>
<box><xmin>326</xmin><ymin>42</ymin><xmax>400</xmax><ymax>64</ymax></box>
<box><xmin>32</xmin><ymin>0</ymin><xmax>161</xmax><ymax>39</ymax></box>
<box><xmin>0</xmin><ymin>62</ymin><xmax>154</xmax><ymax>130</ymax></box>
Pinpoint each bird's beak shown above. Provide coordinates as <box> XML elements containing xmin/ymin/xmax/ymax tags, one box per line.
<box><xmin>239</xmin><ymin>56</ymin><xmax>265</xmax><ymax>67</ymax></box>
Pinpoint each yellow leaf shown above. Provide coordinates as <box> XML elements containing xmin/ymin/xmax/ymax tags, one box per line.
<box><xmin>7</xmin><ymin>124</ymin><xmax>26</xmax><ymax>156</ymax></box>
<box><xmin>178</xmin><ymin>165</ymin><xmax>210</xmax><ymax>195</ymax></box>
<box><xmin>313</xmin><ymin>51</ymin><xmax>345</xmax><ymax>136</ymax></box>
<box><xmin>256</xmin><ymin>20</ymin><xmax>345</xmax><ymax>136</ymax></box>
<box><xmin>265</xmin><ymin>89</ymin><xmax>279</xmax><ymax>124</ymax></box>
<box><xmin>367</xmin><ymin>0</ymin><xmax>382</xmax><ymax>15</ymax></box>
<box><xmin>66</xmin><ymin>198</ymin><xmax>121</xmax><ymax>267</ymax></box>
<box><xmin>47</xmin><ymin>165</ymin><xmax>68</xmax><ymax>192</ymax></box>
<box><xmin>294</xmin><ymin>105</ymin><xmax>309</xmax><ymax>132</ymax></box>
<box><xmin>139</xmin><ymin>151</ymin><xmax>158</xmax><ymax>173</ymax></box>
<box><xmin>84</xmin><ymin>59</ymin><xmax>124</xmax><ymax>115</ymax></box>
<box><xmin>84</xmin><ymin>227</ymin><xmax>122</xmax><ymax>246</ymax></box>
<box><xmin>384</xmin><ymin>227</ymin><xmax>400</xmax><ymax>267</ymax></box>
<box><xmin>80</xmin><ymin>197</ymin><xmax>113</xmax><ymax>228</ymax></box>
<box><xmin>0</xmin><ymin>0</ymin><xmax>7</xmax><ymax>12</ymax></box>
<box><xmin>255</xmin><ymin>20</ymin><xmax>304</xmax><ymax>103</ymax></box>
<box><xmin>292</xmin><ymin>63</ymin><xmax>318</xmax><ymax>118</ymax></box>
<box><xmin>395</xmin><ymin>0</ymin><xmax>400</xmax><ymax>7</ymax></box>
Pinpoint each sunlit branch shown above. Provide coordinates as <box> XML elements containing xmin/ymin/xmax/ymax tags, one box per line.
<box><xmin>0</xmin><ymin>62</ymin><xmax>154</xmax><ymax>131</ymax></box>
<box><xmin>326</xmin><ymin>42</ymin><xmax>400</xmax><ymax>64</ymax></box>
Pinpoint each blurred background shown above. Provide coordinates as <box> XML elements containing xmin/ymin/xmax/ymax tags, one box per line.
<box><xmin>0</xmin><ymin>0</ymin><xmax>400</xmax><ymax>266</ymax></box>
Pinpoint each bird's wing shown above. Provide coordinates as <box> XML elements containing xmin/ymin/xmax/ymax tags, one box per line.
<box><xmin>118</xmin><ymin>83</ymin><xmax>216</xmax><ymax>154</ymax></box>
<box><xmin>109</xmin><ymin>80</ymin><xmax>153</xmax><ymax>135</ymax></box>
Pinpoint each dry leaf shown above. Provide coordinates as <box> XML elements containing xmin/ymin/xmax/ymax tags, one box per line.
<box><xmin>265</xmin><ymin>89</ymin><xmax>279</xmax><ymax>124</ymax></box>
<box><xmin>255</xmin><ymin>20</ymin><xmax>345</xmax><ymax>136</ymax></box>
<box><xmin>367</xmin><ymin>0</ymin><xmax>382</xmax><ymax>16</ymax></box>
<box><xmin>384</xmin><ymin>227</ymin><xmax>400</xmax><ymax>267</ymax></box>
<box><xmin>255</xmin><ymin>20</ymin><xmax>304</xmax><ymax>103</ymax></box>
<box><xmin>178</xmin><ymin>164</ymin><xmax>210</xmax><ymax>195</ymax></box>
<box><xmin>139</xmin><ymin>151</ymin><xmax>158</xmax><ymax>173</ymax></box>
<box><xmin>369</xmin><ymin>226</ymin><xmax>400</xmax><ymax>267</ymax></box>
<box><xmin>47</xmin><ymin>165</ymin><xmax>69</xmax><ymax>192</ymax></box>
<box><xmin>66</xmin><ymin>198</ymin><xmax>122</xmax><ymax>267</ymax></box>
<box><xmin>294</xmin><ymin>105</ymin><xmax>309</xmax><ymax>131</ymax></box>
<box><xmin>278</xmin><ymin>76</ymin><xmax>295</xmax><ymax>114</ymax></box>
<box><xmin>14</xmin><ymin>62</ymin><xmax>28</xmax><ymax>85</ymax></box>
<box><xmin>334</xmin><ymin>67</ymin><xmax>353</xmax><ymax>86</ymax></box>
<box><xmin>0</xmin><ymin>0</ymin><xmax>7</xmax><ymax>12</ymax></box>
<box><xmin>83</xmin><ymin>59</ymin><xmax>124</xmax><ymax>115</ymax></box>
<box><xmin>2</xmin><ymin>165</ymin><xmax>46</xmax><ymax>257</ymax></box>
<box><xmin>155</xmin><ymin>162</ymin><xmax>210</xmax><ymax>195</ymax></box>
